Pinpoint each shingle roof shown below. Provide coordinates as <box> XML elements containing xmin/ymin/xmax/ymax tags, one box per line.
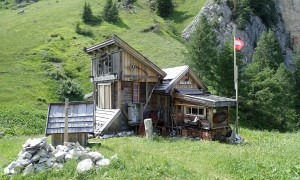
<box><xmin>45</xmin><ymin>102</ymin><xmax>94</xmax><ymax>135</ymax></box>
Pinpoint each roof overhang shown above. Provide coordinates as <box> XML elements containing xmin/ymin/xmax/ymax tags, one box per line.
<box><xmin>174</xmin><ymin>93</ymin><xmax>236</xmax><ymax>107</ymax></box>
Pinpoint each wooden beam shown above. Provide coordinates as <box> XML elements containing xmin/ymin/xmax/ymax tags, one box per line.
<box><xmin>64</xmin><ymin>98</ymin><xmax>69</xmax><ymax>144</ymax></box>
<box><xmin>117</xmin><ymin>81</ymin><xmax>122</xmax><ymax>109</ymax></box>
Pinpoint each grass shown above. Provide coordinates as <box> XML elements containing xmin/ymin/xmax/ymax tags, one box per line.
<box><xmin>0</xmin><ymin>128</ymin><xmax>299</xmax><ymax>179</ymax></box>
<box><xmin>0</xmin><ymin>0</ymin><xmax>205</xmax><ymax>135</ymax></box>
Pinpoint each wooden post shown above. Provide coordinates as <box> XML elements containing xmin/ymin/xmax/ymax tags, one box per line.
<box><xmin>64</xmin><ymin>98</ymin><xmax>69</xmax><ymax>144</ymax></box>
<box><xmin>144</xmin><ymin>118</ymin><xmax>153</xmax><ymax>140</ymax></box>
<box><xmin>117</xmin><ymin>81</ymin><xmax>122</xmax><ymax>109</ymax></box>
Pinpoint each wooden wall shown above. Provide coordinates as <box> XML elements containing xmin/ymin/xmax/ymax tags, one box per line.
<box><xmin>174</xmin><ymin>73</ymin><xmax>198</xmax><ymax>89</ymax></box>
<box><xmin>122</xmin><ymin>51</ymin><xmax>160</xmax><ymax>82</ymax></box>
<box><xmin>51</xmin><ymin>133</ymin><xmax>88</xmax><ymax>147</ymax></box>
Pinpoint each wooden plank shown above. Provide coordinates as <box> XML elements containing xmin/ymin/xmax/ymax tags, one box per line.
<box><xmin>117</xmin><ymin>81</ymin><xmax>122</xmax><ymax>109</ymax></box>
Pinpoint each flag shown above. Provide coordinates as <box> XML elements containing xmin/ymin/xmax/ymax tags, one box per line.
<box><xmin>234</xmin><ymin>37</ymin><xmax>244</xmax><ymax>50</ymax></box>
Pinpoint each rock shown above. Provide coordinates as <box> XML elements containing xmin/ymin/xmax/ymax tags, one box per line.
<box><xmin>37</xmin><ymin>149</ymin><xmax>48</xmax><ymax>158</ymax></box>
<box><xmin>95</xmin><ymin>158</ymin><xmax>111</xmax><ymax>167</ymax></box>
<box><xmin>4</xmin><ymin>161</ymin><xmax>18</xmax><ymax>175</ymax></box>
<box><xmin>34</xmin><ymin>164</ymin><xmax>47</xmax><ymax>172</ymax></box>
<box><xmin>54</xmin><ymin>151</ymin><xmax>67</xmax><ymax>162</ymax></box>
<box><xmin>31</xmin><ymin>154</ymin><xmax>41</xmax><ymax>162</ymax></box>
<box><xmin>19</xmin><ymin>151</ymin><xmax>32</xmax><ymax>159</ymax></box>
<box><xmin>65</xmin><ymin>153</ymin><xmax>78</xmax><ymax>161</ymax></box>
<box><xmin>52</xmin><ymin>163</ymin><xmax>63</xmax><ymax>169</ymax></box>
<box><xmin>24</xmin><ymin>138</ymin><xmax>47</xmax><ymax>150</ymax></box>
<box><xmin>77</xmin><ymin>159</ymin><xmax>94</xmax><ymax>173</ymax></box>
<box><xmin>87</xmin><ymin>152</ymin><xmax>103</xmax><ymax>163</ymax></box>
<box><xmin>56</xmin><ymin>145</ymin><xmax>68</xmax><ymax>152</ymax></box>
<box><xmin>23</xmin><ymin>163</ymin><xmax>34</xmax><ymax>176</ymax></box>
<box><xmin>38</xmin><ymin>157</ymin><xmax>48</xmax><ymax>163</ymax></box>
<box><xmin>44</xmin><ymin>144</ymin><xmax>55</xmax><ymax>152</ymax></box>
<box><xmin>45</xmin><ymin>158</ymin><xmax>54</xmax><ymax>168</ymax></box>
<box><xmin>17</xmin><ymin>159</ymin><xmax>31</xmax><ymax>167</ymax></box>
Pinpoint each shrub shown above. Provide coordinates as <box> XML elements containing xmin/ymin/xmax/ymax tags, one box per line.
<box><xmin>156</xmin><ymin>0</ymin><xmax>173</xmax><ymax>18</ymax></box>
<box><xmin>57</xmin><ymin>79</ymin><xmax>84</xmax><ymax>101</ymax></box>
<box><xmin>75</xmin><ymin>23</ymin><xmax>93</xmax><ymax>37</ymax></box>
<box><xmin>102</xmin><ymin>0</ymin><xmax>119</xmax><ymax>23</ymax></box>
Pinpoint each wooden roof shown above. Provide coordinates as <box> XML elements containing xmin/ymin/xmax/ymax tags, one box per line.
<box><xmin>45</xmin><ymin>101</ymin><xmax>94</xmax><ymax>135</ymax></box>
<box><xmin>154</xmin><ymin>65</ymin><xmax>207</xmax><ymax>93</ymax></box>
<box><xmin>83</xmin><ymin>35</ymin><xmax>166</xmax><ymax>78</ymax></box>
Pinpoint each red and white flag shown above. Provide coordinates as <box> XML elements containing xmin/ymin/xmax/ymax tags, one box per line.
<box><xmin>234</xmin><ymin>37</ymin><xmax>244</xmax><ymax>50</ymax></box>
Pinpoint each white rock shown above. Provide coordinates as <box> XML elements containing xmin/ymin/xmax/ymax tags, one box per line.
<box><xmin>87</xmin><ymin>152</ymin><xmax>103</xmax><ymax>163</ymax></box>
<box><xmin>95</xmin><ymin>158</ymin><xmax>111</xmax><ymax>167</ymax></box>
<box><xmin>77</xmin><ymin>159</ymin><xmax>94</xmax><ymax>173</ymax></box>
<box><xmin>54</xmin><ymin>151</ymin><xmax>67</xmax><ymax>162</ymax></box>
<box><xmin>17</xmin><ymin>159</ymin><xmax>31</xmax><ymax>167</ymax></box>
<box><xmin>31</xmin><ymin>154</ymin><xmax>40</xmax><ymax>162</ymax></box>
<box><xmin>23</xmin><ymin>163</ymin><xmax>34</xmax><ymax>176</ymax></box>
<box><xmin>26</xmin><ymin>138</ymin><xmax>47</xmax><ymax>149</ymax></box>
<box><xmin>65</xmin><ymin>153</ymin><xmax>78</xmax><ymax>161</ymax></box>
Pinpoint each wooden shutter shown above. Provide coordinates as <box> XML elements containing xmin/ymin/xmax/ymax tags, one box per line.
<box><xmin>97</xmin><ymin>83</ymin><xmax>112</xmax><ymax>109</ymax></box>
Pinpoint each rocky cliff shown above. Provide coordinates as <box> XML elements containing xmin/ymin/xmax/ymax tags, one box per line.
<box><xmin>182</xmin><ymin>0</ymin><xmax>296</xmax><ymax>68</ymax></box>
<box><xmin>276</xmin><ymin>0</ymin><xmax>300</xmax><ymax>49</ymax></box>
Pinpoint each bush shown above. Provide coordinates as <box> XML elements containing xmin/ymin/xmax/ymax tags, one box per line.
<box><xmin>156</xmin><ymin>0</ymin><xmax>173</xmax><ymax>18</ymax></box>
<box><xmin>75</xmin><ymin>23</ymin><xmax>93</xmax><ymax>37</ymax></box>
<box><xmin>57</xmin><ymin>79</ymin><xmax>84</xmax><ymax>101</ymax></box>
<box><xmin>102</xmin><ymin>0</ymin><xmax>119</xmax><ymax>23</ymax></box>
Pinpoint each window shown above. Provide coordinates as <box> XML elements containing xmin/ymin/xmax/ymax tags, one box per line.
<box><xmin>186</xmin><ymin>106</ymin><xmax>205</xmax><ymax>116</ymax></box>
<box><xmin>97</xmin><ymin>54</ymin><xmax>113</xmax><ymax>76</ymax></box>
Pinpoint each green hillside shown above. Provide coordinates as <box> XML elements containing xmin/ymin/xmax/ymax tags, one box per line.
<box><xmin>0</xmin><ymin>0</ymin><xmax>205</xmax><ymax>134</ymax></box>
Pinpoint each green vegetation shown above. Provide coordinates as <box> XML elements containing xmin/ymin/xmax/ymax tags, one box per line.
<box><xmin>241</xmin><ymin>30</ymin><xmax>299</xmax><ymax>131</ymax></box>
<box><xmin>156</xmin><ymin>0</ymin><xmax>174</xmax><ymax>18</ymax></box>
<box><xmin>82</xmin><ymin>2</ymin><xmax>93</xmax><ymax>23</ymax></box>
<box><xmin>0</xmin><ymin>0</ymin><xmax>205</xmax><ymax>135</ymax></box>
<box><xmin>1</xmin><ymin>129</ymin><xmax>300</xmax><ymax>179</ymax></box>
<box><xmin>186</xmin><ymin>16</ymin><xmax>218</xmax><ymax>89</ymax></box>
<box><xmin>102</xmin><ymin>0</ymin><xmax>119</xmax><ymax>23</ymax></box>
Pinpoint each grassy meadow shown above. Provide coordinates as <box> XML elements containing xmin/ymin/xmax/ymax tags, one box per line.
<box><xmin>0</xmin><ymin>128</ymin><xmax>299</xmax><ymax>179</ymax></box>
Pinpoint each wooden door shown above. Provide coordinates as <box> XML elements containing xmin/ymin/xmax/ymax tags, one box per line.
<box><xmin>97</xmin><ymin>83</ymin><xmax>112</xmax><ymax>109</ymax></box>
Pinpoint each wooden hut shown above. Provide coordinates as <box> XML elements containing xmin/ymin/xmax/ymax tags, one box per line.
<box><xmin>45</xmin><ymin>101</ymin><xmax>94</xmax><ymax>147</ymax></box>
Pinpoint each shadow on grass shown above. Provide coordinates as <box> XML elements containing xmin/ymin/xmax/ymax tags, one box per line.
<box><xmin>85</xmin><ymin>15</ymin><xmax>102</xmax><ymax>26</ymax></box>
<box><xmin>168</xmin><ymin>10</ymin><xmax>194</xmax><ymax>24</ymax></box>
<box><xmin>114</xmin><ymin>18</ymin><xmax>130</xmax><ymax>29</ymax></box>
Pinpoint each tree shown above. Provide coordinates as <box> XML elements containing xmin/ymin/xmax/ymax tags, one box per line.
<box><xmin>252</xmin><ymin>29</ymin><xmax>284</xmax><ymax>70</ymax></box>
<box><xmin>82</xmin><ymin>2</ymin><xmax>93</xmax><ymax>23</ymax></box>
<box><xmin>241</xmin><ymin>30</ymin><xmax>298</xmax><ymax>131</ymax></box>
<box><xmin>102</xmin><ymin>0</ymin><xmax>119</xmax><ymax>23</ymax></box>
<box><xmin>186</xmin><ymin>16</ymin><xmax>219</xmax><ymax>89</ymax></box>
<box><xmin>156</xmin><ymin>0</ymin><xmax>173</xmax><ymax>18</ymax></box>
<box><xmin>294</xmin><ymin>45</ymin><xmax>300</xmax><ymax>113</ymax></box>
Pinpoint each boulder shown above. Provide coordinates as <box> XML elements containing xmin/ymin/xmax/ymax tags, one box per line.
<box><xmin>4</xmin><ymin>161</ymin><xmax>18</xmax><ymax>175</ymax></box>
<box><xmin>54</xmin><ymin>151</ymin><xmax>67</xmax><ymax>162</ymax></box>
<box><xmin>95</xmin><ymin>158</ymin><xmax>111</xmax><ymax>167</ymax></box>
<box><xmin>87</xmin><ymin>152</ymin><xmax>103</xmax><ymax>163</ymax></box>
<box><xmin>31</xmin><ymin>154</ymin><xmax>40</xmax><ymax>162</ymax></box>
<box><xmin>77</xmin><ymin>159</ymin><xmax>94</xmax><ymax>173</ymax></box>
<box><xmin>37</xmin><ymin>149</ymin><xmax>48</xmax><ymax>158</ymax></box>
<box><xmin>19</xmin><ymin>151</ymin><xmax>32</xmax><ymax>159</ymax></box>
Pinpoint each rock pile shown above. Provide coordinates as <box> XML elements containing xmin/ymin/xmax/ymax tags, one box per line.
<box><xmin>4</xmin><ymin>137</ymin><xmax>112</xmax><ymax>175</ymax></box>
<box><xmin>96</xmin><ymin>130</ymin><xmax>134</xmax><ymax>139</ymax></box>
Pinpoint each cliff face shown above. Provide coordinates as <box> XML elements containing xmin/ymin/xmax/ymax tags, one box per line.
<box><xmin>182</xmin><ymin>0</ymin><xmax>296</xmax><ymax>68</ymax></box>
<box><xmin>276</xmin><ymin>0</ymin><xmax>300</xmax><ymax>49</ymax></box>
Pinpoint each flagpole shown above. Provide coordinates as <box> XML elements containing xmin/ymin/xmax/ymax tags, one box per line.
<box><xmin>233</xmin><ymin>25</ymin><xmax>239</xmax><ymax>135</ymax></box>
